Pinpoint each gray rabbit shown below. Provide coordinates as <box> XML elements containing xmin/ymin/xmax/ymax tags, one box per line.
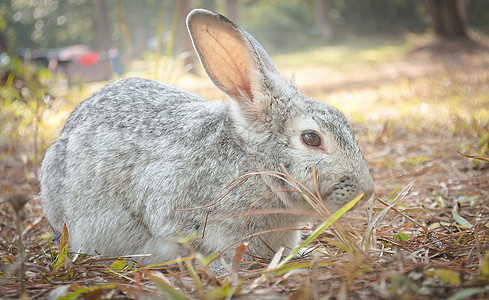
<box><xmin>40</xmin><ymin>9</ymin><xmax>374</xmax><ymax>265</ymax></box>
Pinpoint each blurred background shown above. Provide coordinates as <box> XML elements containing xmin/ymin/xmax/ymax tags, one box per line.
<box><xmin>2</xmin><ymin>0</ymin><xmax>489</xmax><ymax>83</ymax></box>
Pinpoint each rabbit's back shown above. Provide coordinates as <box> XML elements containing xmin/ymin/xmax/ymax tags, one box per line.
<box><xmin>61</xmin><ymin>78</ymin><xmax>209</xmax><ymax>136</ymax></box>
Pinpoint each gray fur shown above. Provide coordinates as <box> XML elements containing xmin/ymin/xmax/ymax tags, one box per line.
<box><xmin>40</xmin><ymin>9</ymin><xmax>374</xmax><ymax>265</ymax></box>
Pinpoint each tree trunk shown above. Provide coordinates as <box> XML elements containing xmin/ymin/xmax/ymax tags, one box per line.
<box><xmin>175</xmin><ymin>0</ymin><xmax>195</xmax><ymax>70</ymax></box>
<box><xmin>425</xmin><ymin>0</ymin><xmax>468</xmax><ymax>39</ymax></box>
<box><xmin>225</xmin><ymin>0</ymin><xmax>238</xmax><ymax>23</ymax></box>
<box><xmin>201</xmin><ymin>0</ymin><xmax>216</xmax><ymax>12</ymax></box>
<box><xmin>127</xmin><ymin>1</ymin><xmax>145</xmax><ymax>58</ymax></box>
<box><xmin>317</xmin><ymin>0</ymin><xmax>332</xmax><ymax>40</ymax></box>
<box><xmin>93</xmin><ymin>0</ymin><xmax>112</xmax><ymax>51</ymax></box>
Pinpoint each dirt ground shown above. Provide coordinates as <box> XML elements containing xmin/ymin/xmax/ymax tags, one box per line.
<box><xmin>1</xmin><ymin>38</ymin><xmax>489</xmax><ymax>299</ymax></box>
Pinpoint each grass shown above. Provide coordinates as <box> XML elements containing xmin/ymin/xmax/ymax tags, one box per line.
<box><xmin>1</xmin><ymin>34</ymin><xmax>489</xmax><ymax>299</ymax></box>
<box><xmin>273</xmin><ymin>39</ymin><xmax>409</xmax><ymax>70</ymax></box>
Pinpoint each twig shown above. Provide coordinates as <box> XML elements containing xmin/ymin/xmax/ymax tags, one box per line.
<box><xmin>7</xmin><ymin>194</ymin><xmax>30</xmax><ymax>298</ymax></box>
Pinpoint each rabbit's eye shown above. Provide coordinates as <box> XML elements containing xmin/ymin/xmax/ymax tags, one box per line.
<box><xmin>301</xmin><ymin>131</ymin><xmax>322</xmax><ymax>148</ymax></box>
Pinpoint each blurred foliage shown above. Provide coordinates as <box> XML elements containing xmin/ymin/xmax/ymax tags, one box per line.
<box><xmin>468</xmin><ymin>0</ymin><xmax>489</xmax><ymax>32</ymax></box>
<box><xmin>331</xmin><ymin>0</ymin><xmax>428</xmax><ymax>33</ymax></box>
<box><xmin>0</xmin><ymin>53</ymin><xmax>65</xmax><ymax>159</ymax></box>
<box><xmin>0</xmin><ymin>0</ymin><xmax>175</xmax><ymax>50</ymax></box>
<box><xmin>241</xmin><ymin>0</ymin><xmax>317</xmax><ymax>51</ymax></box>
<box><xmin>240</xmin><ymin>0</ymin><xmax>428</xmax><ymax>51</ymax></box>
<box><xmin>2</xmin><ymin>0</ymin><xmax>94</xmax><ymax>49</ymax></box>
<box><xmin>1</xmin><ymin>0</ymin><xmax>489</xmax><ymax>53</ymax></box>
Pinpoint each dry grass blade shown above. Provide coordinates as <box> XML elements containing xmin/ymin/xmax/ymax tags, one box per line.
<box><xmin>230</xmin><ymin>243</ymin><xmax>247</xmax><ymax>284</ymax></box>
<box><xmin>376</xmin><ymin>198</ymin><xmax>429</xmax><ymax>232</ymax></box>
<box><xmin>7</xmin><ymin>194</ymin><xmax>29</xmax><ymax>299</ymax></box>
<box><xmin>210</xmin><ymin>226</ymin><xmax>305</xmax><ymax>266</ymax></box>
<box><xmin>457</xmin><ymin>152</ymin><xmax>489</xmax><ymax>162</ymax></box>
<box><xmin>360</xmin><ymin>181</ymin><xmax>415</xmax><ymax>249</ymax></box>
<box><xmin>145</xmin><ymin>271</ymin><xmax>191</xmax><ymax>300</ymax></box>
<box><xmin>266</xmin><ymin>247</ymin><xmax>285</xmax><ymax>271</ymax></box>
<box><xmin>311</xmin><ymin>168</ymin><xmax>329</xmax><ymax>216</ymax></box>
<box><xmin>281</xmin><ymin>165</ymin><xmax>329</xmax><ymax>217</ymax></box>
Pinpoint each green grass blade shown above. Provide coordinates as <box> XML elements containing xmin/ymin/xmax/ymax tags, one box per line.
<box><xmin>53</xmin><ymin>223</ymin><xmax>69</xmax><ymax>271</ymax></box>
<box><xmin>58</xmin><ymin>284</ymin><xmax>117</xmax><ymax>300</ymax></box>
<box><xmin>447</xmin><ymin>287</ymin><xmax>487</xmax><ymax>300</ymax></box>
<box><xmin>275</xmin><ymin>193</ymin><xmax>364</xmax><ymax>270</ymax></box>
<box><xmin>147</xmin><ymin>272</ymin><xmax>191</xmax><ymax>300</ymax></box>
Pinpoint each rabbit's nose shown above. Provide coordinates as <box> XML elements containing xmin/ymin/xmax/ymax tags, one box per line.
<box><xmin>336</xmin><ymin>174</ymin><xmax>374</xmax><ymax>207</ymax></box>
<box><xmin>361</xmin><ymin>173</ymin><xmax>375</xmax><ymax>203</ymax></box>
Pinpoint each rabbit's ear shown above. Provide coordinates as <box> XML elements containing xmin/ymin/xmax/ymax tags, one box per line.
<box><xmin>187</xmin><ymin>9</ymin><xmax>280</xmax><ymax>105</ymax></box>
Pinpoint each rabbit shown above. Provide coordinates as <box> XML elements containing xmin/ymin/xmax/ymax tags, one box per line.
<box><xmin>40</xmin><ymin>8</ymin><xmax>374</xmax><ymax>266</ymax></box>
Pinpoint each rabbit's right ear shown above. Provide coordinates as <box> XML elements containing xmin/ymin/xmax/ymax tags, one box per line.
<box><xmin>187</xmin><ymin>9</ymin><xmax>280</xmax><ymax>110</ymax></box>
